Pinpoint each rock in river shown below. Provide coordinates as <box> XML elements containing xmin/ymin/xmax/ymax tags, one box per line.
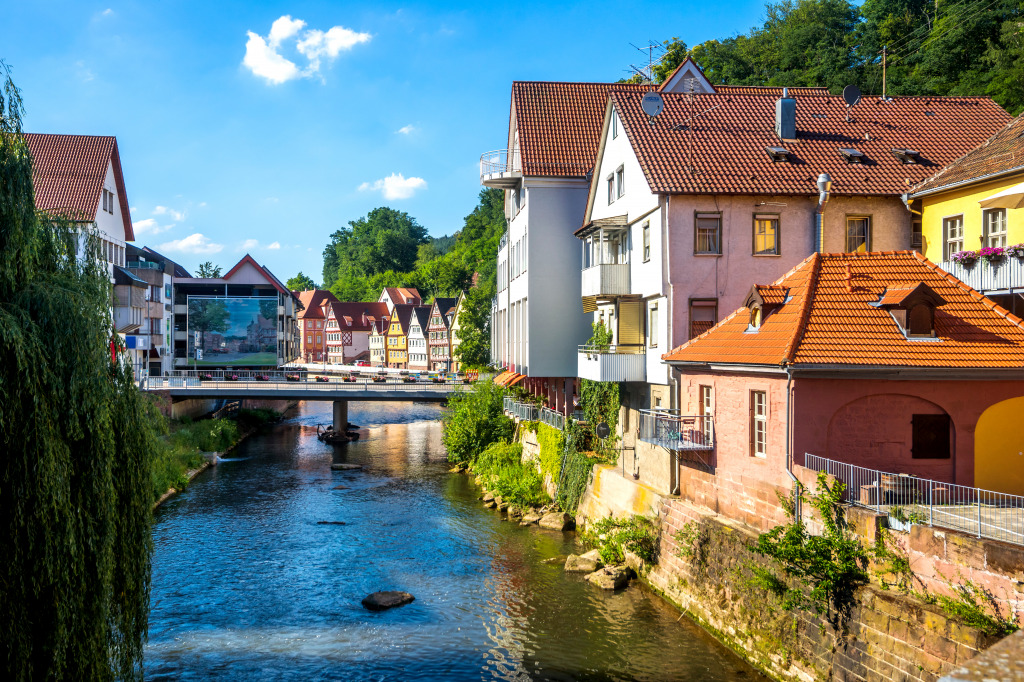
<box><xmin>586</xmin><ymin>565</ymin><xmax>629</xmax><ymax>590</ymax></box>
<box><xmin>565</xmin><ymin>549</ymin><xmax>604</xmax><ymax>573</ymax></box>
<box><xmin>331</xmin><ymin>463</ymin><xmax>362</xmax><ymax>471</ymax></box>
<box><xmin>539</xmin><ymin>512</ymin><xmax>575</xmax><ymax>531</ymax></box>
<box><xmin>361</xmin><ymin>591</ymin><xmax>415</xmax><ymax>611</ymax></box>
<box><xmin>519</xmin><ymin>512</ymin><xmax>542</xmax><ymax>526</ymax></box>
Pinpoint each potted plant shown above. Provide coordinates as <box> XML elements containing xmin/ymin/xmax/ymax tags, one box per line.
<box><xmin>950</xmin><ymin>250</ymin><xmax>978</xmax><ymax>267</ymax></box>
<box><xmin>978</xmin><ymin>246</ymin><xmax>1006</xmax><ymax>265</ymax></box>
<box><xmin>1007</xmin><ymin>243</ymin><xmax>1024</xmax><ymax>259</ymax></box>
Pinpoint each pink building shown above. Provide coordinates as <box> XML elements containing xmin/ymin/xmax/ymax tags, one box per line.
<box><xmin>657</xmin><ymin>251</ymin><xmax>1024</xmax><ymax>530</ymax></box>
<box><xmin>324</xmin><ymin>301</ymin><xmax>390</xmax><ymax>365</ymax></box>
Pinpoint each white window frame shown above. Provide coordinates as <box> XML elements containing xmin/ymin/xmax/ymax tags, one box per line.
<box><xmin>642</xmin><ymin>221</ymin><xmax>651</xmax><ymax>262</ymax></box>
<box><xmin>984</xmin><ymin>209</ymin><xmax>1007</xmax><ymax>248</ymax></box>
<box><xmin>607</xmin><ymin>175</ymin><xmax>615</xmax><ymax>205</ymax></box>
<box><xmin>944</xmin><ymin>215</ymin><xmax>964</xmax><ymax>259</ymax></box>
<box><xmin>751</xmin><ymin>390</ymin><xmax>767</xmax><ymax>458</ymax></box>
<box><xmin>647</xmin><ymin>301</ymin><xmax>658</xmax><ymax>348</ymax></box>
<box><xmin>616</xmin><ymin>165</ymin><xmax>625</xmax><ymax>199</ymax></box>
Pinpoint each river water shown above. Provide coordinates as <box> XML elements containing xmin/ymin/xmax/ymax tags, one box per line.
<box><xmin>146</xmin><ymin>401</ymin><xmax>766</xmax><ymax>681</ymax></box>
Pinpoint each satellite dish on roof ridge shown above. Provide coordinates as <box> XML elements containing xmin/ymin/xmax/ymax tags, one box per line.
<box><xmin>843</xmin><ymin>85</ymin><xmax>862</xmax><ymax>107</ymax></box>
<box><xmin>641</xmin><ymin>91</ymin><xmax>664</xmax><ymax>118</ymax></box>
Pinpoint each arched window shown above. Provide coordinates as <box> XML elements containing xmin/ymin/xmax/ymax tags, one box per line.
<box><xmin>749</xmin><ymin>306</ymin><xmax>762</xmax><ymax>329</ymax></box>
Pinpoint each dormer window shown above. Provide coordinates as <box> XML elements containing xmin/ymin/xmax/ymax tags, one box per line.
<box><xmin>839</xmin><ymin>148</ymin><xmax>865</xmax><ymax>164</ymax></box>
<box><xmin>765</xmin><ymin>146</ymin><xmax>789</xmax><ymax>162</ymax></box>
<box><xmin>877</xmin><ymin>281</ymin><xmax>947</xmax><ymax>339</ymax></box>
<box><xmin>891</xmin><ymin>148</ymin><xmax>920</xmax><ymax>164</ymax></box>
<box><xmin>744</xmin><ymin>284</ymin><xmax>789</xmax><ymax>331</ymax></box>
<box><xmin>749</xmin><ymin>306</ymin><xmax>762</xmax><ymax>329</ymax></box>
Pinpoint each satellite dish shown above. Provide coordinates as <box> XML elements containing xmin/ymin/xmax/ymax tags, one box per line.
<box><xmin>596</xmin><ymin>422</ymin><xmax>611</xmax><ymax>439</ymax></box>
<box><xmin>641</xmin><ymin>92</ymin><xmax>664</xmax><ymax>118</ymax></box>
<box><xmin>842</xmin><ymin>85</ymin><xmax>862</xmax><ymax>107</ymax></box>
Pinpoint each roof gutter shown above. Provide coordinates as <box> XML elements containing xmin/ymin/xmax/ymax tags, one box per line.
<box><xmin>908</xmin><ymin>165</ymin><xmax>1024</xmax><ymax>199</ymax></box>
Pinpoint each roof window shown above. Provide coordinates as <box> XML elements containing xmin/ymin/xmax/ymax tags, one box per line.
<box><xmin>891</xmin><ymin>148</ymin><xmax>920</xmax><ymax>164</ymax></box>
<box><xmin>744</xmin><ymin>285</ymin><xmax>789</xmax><ymax>331</ymax></box>
<box><xmin>839</xmin><ymin>148</ymin><xmax>865</xmax><ymax>164</ymax></box>
<box><xmin>876</xmin><ymin>281</ymin><xmax>947</xmax><ymax>339</ymax></box>
<box><xmin>765</xmin><ymin>146</ymin><xmax>790</xmax><ymax>162</ymax></box>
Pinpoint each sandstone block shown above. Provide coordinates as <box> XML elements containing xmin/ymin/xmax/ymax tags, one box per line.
<box><xmin>539</xmin><ymin>512</ymin><xmax>574</xmax><ymax>531</ymax></box>
<box><xmin>565</xmin><ymin>549</ymin><xmax>604</xmax><ymax>573</ymax></box>
<box><xmin>586</xmin><ymin>565</ymin><xmax>629</xmax><ymax>590</ymax></box>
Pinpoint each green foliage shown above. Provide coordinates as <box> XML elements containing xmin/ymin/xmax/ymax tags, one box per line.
<box><xmin>580</xmin><ymin>321</ymin><xmax>620</xmax><ymax>439</ymax></box>
<box><xmin>536</xmin><ymin>423</ymin><xmax>565</xmax><ymax>480</ymax></box>
<box><xmin>934</xmin><ymin>578</ymin><xmax>1019</xmax><ymax>637</ymax></box>
<box><xmin>441</xmin><ymin>380</ymin><xmax>514</xmax><ymax>465</ymax></box>
<box><xmin>888</xmin><ymin>505</ymin><xmax>927</xmax><ymax>525</ymax></box>
<box><xmin>236</xmin><ymin>407</ymin><xmax>282</xmax><ymax>430</ymax></box>
<box><xmin>196</xmin><ymin>261</ymin><xmax>222</xmax><ymax>278</ymax></box>
<box><xmin>584</xmin><ymin>515</ymin><xmax>659</xmax><ymax>565</ymax></box>
<box><xmin>452</xmin><ymin>284</ymin><xmax>493</xmax><ymax>369</ymax></box>
<box><xmin>285</xmin><ymin>272</ymin><xmax>317</xmax><ymax>291</ymax></box>
<box><xmin>473</xmin><ymin>441</ymin><xmax>548</xmax><ymax>508</ymax></box>
<box><xmin>749</xmin><ymin>473</ymin><xmax>869</xmax><ymax>626</ymax></box>
<box><xmin>0</xmin><ymin>70</ymin><xmax>155</xmax><ymax>680</ymax></box>
<box><xmin>152</xmin><ymin>416</ymin><xmax>240</xmax><ymax>500</ymax></box>
<box><xmin>556</xmin><ymin>420</ymin><xmax>596</xmax><ymax>513</ymax></box>
<box><xmin>871</xmin><ymin>527</ymin><xmax>915</xmax><ymax>592</ymax></box>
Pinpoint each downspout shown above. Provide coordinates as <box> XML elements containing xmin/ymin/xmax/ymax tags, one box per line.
<box><xmin>785</xmin><ymin>363</ymin><xmax>800</xmax><ymax>521</ymax></box>
<box><xmin>814</xmin><ymin>173</ymin><xmax>832</xmax><ymax>253</ymax></box>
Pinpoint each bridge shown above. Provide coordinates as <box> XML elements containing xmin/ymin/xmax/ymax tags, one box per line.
<box><xmin>142</xmin><ymin>370</ymin><xmax>473</xmax><ymax>431</ymax></box>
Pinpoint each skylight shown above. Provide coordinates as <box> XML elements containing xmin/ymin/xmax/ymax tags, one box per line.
<box><xmin>891</xmin><ymin>148</ymin><xmax>920</xmax><ymax>164</ymax></box>
<box><xmin>765</xmin><ymin>146</ymin><xmax>789</xmax><ymax>162</ymax></box>
<box><xmin>839</xmin><ymin>148</ymin><xmax>865</xmax><ymax>164</ymax></box>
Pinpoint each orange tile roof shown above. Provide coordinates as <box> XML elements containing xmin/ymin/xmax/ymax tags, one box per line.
<box><xmin>663</xmin><ymin>251</ymin><xmax>1024</xmax><ymax>369</ymax></box>
<box><xmin>513</xmin><ymin>81</ymin><xmax>646</xmax><ymax>177</ymax></box>
<box><xmin>296</xmin><ymin>289</ymin><xmax>339</xmax><ymax>318</ymax></box>
<box><xmin>382</xmin><ymin>287</ymin><xmax>422</xmax><ymax>306</ymax></box>
<box><xmin>910</xmin><ymin>112</ymin><xmax>1024</xmax><ymax>197</ymax></box>
<box><xmin>24</xmin><ymin>133</ymin><xmax>135</xmax><ymax>240</ymax></box>
<box><xmin>753</xmin><ymin>285</ymin><xmax>789</xmax><ymax>305</ymax></box>
<box><xmin>613</xmin><ymin>91</ymin><xmax>1011</xmax><ymax>196</ymax></box>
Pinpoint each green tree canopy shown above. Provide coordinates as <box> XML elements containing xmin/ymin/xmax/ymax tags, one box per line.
<box><xmin>322</xmin><ymin>207</ymin><xmax>428</xmax><ymax>287</ymax></box>
<box><xmin>286</xmin><ymin>272</ymin><xmax>317</xmax><ymax>291</ymax></box>
<box><xmin>196</xmin><ymin>261</ymin><xmax>222</xmax><ymax>278</ymax></box>
<box><xmin>0</xmin><ymin>70</ymin><xmax>155</xmax><ymax>680</ymax></box>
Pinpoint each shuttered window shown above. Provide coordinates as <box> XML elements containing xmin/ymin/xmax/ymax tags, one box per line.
<box><xmin>618</xmin><ymin>300</ymin><xmax>643</xmax><ymax>348</ymax></box>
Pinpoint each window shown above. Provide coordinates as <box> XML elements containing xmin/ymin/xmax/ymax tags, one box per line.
<box><xmin>648</xmin><ymin>302</ymin><xmax>658</xmax><ymax>347</ymax></box>
<box><xmin>695</xmin><ymin>213</ymin><xmax>722</xmax><ymax>254</ymax></box>
<box><xmin>750</xmin><ymin>390</ymin><xmax>767</xmax><ymax>457</ymax></box>
<box><xmin>753</xmin><ymin>214</ymin><xmax>779</xmax><ymax>255</ymax></box>
<box><xmin>307</xmin><ymin>334</ymin><xmax>312</xmax><ymax>344</ymax></box>
<box><xmin>700</xmin><ymin>385</ymin><xmax>713</xmax><ymax>442</ymax></box>
<box><xmin>911</xmin><ymin>414</ymin><xmax>951</xmax><ymax>459</ymax></box>
<box><xmin>642</xmin><ymin>221</ymin><xmax>650</xmax><ymax>262</ymax></box>
<box><xmin>907</xmin><ymin>304</ymin><xmax>934</xmax><ymax>337</ymax></box>
<box><xmin>943</xmin><ymin>215</ymin><xmax>964</xmax><ymax>259</ymax></box>
<box><xmin>316</xmin><ymin>334</ymin><xmax>321</xmax><ymax>344</ymax></box>
<box><xmin>911</xmin><ymin>218</ymin><xmax>923</xmax><ymax>250</ymax></box>
<box><xmin>689</xmin><ymin>299</ymin><xmax>717</xmax><ymax>339</ymax></box>
<box><xmin>611</xmin><ymin>112</ymin><xmax>619</xmax><ymax>139</ymax></box>
<box><xmin>607</xmin><ymin>175</ymin><xmax>615</xmax><ymax>205</ymax></box>
<box><xmin>846</xmin><ymin>216</ymin><xmax>871</xmax><ymax>253</ymax></box>
<box><xmin>985</xmin><ymin>209</ymin><xmax>1007</xmax><ymax>248</ymax></box>
<box><xmin>616</xmin><ymin>166</ymin><xmax>624</xmax><ymax>198</ymax></box>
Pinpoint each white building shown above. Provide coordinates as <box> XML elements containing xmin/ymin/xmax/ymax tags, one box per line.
<box><xmin>407</xmin><ymin>306</ymin><xmax>431</xmax><ymax>371</ymax></box>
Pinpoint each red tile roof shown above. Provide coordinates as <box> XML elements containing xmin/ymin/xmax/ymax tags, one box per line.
<box><xmin>297</xmin><ymin>290</ymin><xmax>340</xmax><ymax>319</ymax></box>
<box><xmin>753</xmin><ymin>284</ymin><xmax>789</xmax><ymax>305</ymax></box>
<box><xmin>910</xmin><ymin>112</ymin><xmax>1024</xmax><ymax>197</ymax></box>
<box><xmin>326</xmin><ymin>301</ymin><xmax>389</xmax><ymax>331</ymax></box>
<box><xmin>381</xmin><ymin>287</ymin><xmax>421</xmax><ymax>306</ymax></box>
<box><xmin>715</xmin><ymin>85</ymin><xmax>830</xmax><ymax>96</ymax></box>
<box><xmin>512</xmin><ymin>81</ymin><xmax>647</xmax><ymax>178</ymax></box>
<box><xmin>221</xmin><ymin>254</ymin><xmax>295</xmax><ymax>298</ymax></box>
<box><xmin>613</xmin><ymin>91</ymin><xmax>1011</xmax><ymax>196</ymax></box>
<box><xmin>24</xmin><ymin>133</ymin><xmax>135</xmax><ymax>240</ymax></box>
<box><xmin>663</xmin><ymin>251</ymin><xmax>1024</xmax><ymax>369</ymax></box>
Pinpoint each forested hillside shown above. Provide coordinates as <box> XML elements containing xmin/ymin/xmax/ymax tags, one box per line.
<box><xmin>643</xmin><ymin>0</ymin><xmax>1023</xmax><ymax>114</ymax></box>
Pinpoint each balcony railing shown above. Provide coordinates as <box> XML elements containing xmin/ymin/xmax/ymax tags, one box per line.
<box><xmin>127</xmin><ymin>260</ymin><xmax>163</xmax><ymax>270</ymax></box>
<box><xmin>581</xmin><ymin>263</ymin><xmax>630</xmax><ymax>298</ymax></box>
<box><xmin>577</xmin><ymin>345</ymin><xmax>646</xmax><ymax>383</ymax></box>
<box><xmin>479</xmin><ymin>149</ymin><xmax>522</xmax><ymax>188</ymax></box>
<box><xmin>938</xmin><ymin>257</ymin><xmax>1024</xmax><ymax>294</ymax></box>
<box><xmin>638</xmin><ymin>410</ymin><xmax>714</xmax><ymax>451</ymax></box>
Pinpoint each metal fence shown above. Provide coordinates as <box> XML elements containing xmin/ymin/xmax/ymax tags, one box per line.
<box><xmin>804</xmin><ymin>454</ymin><xmax>1024</xmax><ymax>546</ymax></box>
<box><xmin>637</xmin><ymin>410</ymin><xmax>714</xmax><ymax>451</ymax></box>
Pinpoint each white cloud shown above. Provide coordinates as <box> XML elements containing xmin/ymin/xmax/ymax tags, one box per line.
<box><xmin>159</xmin><ymin>233</ymin><xmax>224</xmax><ymax>255</ymax></box>
<box><xmin>132</xmin><ymin>218</ymin><xmax>175</xmax><ymax>236</ymax></box>
<box><xmin>236</xmin><ymin>238</ymin><xmax>282</xmax><ymax>251</ymax></box>
<box><xmin>102</xmin><ymin>8</ymin><xmax>113</xmax><ymax>16</ymax></box>
<box><xmin>198</xmin><ymin>201</ymin><xmax>207</xmax><ymax>208</ymax></box>
<box><xmin>396</xmin><ymin>124</ymin><xmax>415</xmax><ymax>135</ymax></box>
<box><xmin>153</xmin><ymin>205</ymin><xmax>185</xmax><ymax>221</ymax></box>
<box><xmin>358</xmin><ymin>173</ymin><xmax>427</xmax><ymax>200</ymax></box>
<box><xmin>267</xmin><ymin>241</ymin><xmax>281</xmax><ymax>250</ymax></box>
<box><xmin>243</xmin><ymin>15</ymin><xmax>371</xmax><ymax>85</ymax></box>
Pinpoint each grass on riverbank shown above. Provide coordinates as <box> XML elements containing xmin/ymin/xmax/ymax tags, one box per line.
<box><xmin>473</xmin><ymin>441</ymin><xmax>548</xmax><ymax>508</ymax></box>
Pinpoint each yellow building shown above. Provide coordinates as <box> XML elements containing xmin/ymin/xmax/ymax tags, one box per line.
<box><xmin>385</xmin><ymin>304</ymin><xmax>413</xmax><ymax>368</ymax></box>
<box><xmin>909</xmin><ymin>113</ymin><xmax>1024</xmax><ymax>315</ymax></box>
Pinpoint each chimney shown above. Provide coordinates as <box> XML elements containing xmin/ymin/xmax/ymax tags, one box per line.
<box><xmin>775</xmin><ymin>88</ymin><xmax>796</xmax><ymax>140</ymax></box>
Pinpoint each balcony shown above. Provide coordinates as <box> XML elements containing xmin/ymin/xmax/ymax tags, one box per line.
<box><xmin>938</xmin><ymin>257</ymin><xmax>1024</xmax><ymax>294</ymax></box>
<box><xmin>581</xmin><ymin>264</ymin><xmax>630</xmax><ymax>298</ymax></box>
<box><xmin>480</xmin><ymin>149</ymin><xmax>522</xmax><ymax>189</ymax></box>
<box><xmin>577</xmin><ymin>345</ymin><xmax>646</xmax><ymax>383</ymax></box>
<box><xmin>638</xmin><ymin>410</ymin><xmax>714</xmax><ymax>451</ymax></box>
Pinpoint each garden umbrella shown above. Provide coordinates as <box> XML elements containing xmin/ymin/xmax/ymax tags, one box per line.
<box><xmin>979</xmin><ymin>181</ymin><xmax>1024</xmax><ymax>209</ymax></box>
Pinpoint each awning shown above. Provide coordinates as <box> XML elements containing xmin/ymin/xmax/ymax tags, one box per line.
<box><xmin>979</xmin><ymin>182</ymin><xmax>1024</xmax><ymax>209</ymax></box>
<box><xmin>493</xmin><ymin>370</ymin><xmax>512</xmax><ymax>385</ymax></box>
<box><xmin>506</xmin><ymin>373</ymin><xmax>527</xmax><ymax>387</ymax></box>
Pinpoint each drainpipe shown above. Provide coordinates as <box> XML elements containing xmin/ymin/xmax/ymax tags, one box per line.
<box><xmin>814</xmin><ymin>173</ymin><xmax>832</xmax><ymax>253</ymax></box>
<box><xmin>785</xmin><ymin>364</ymin><xmax>801</xmax><ymax>521</ymax></box>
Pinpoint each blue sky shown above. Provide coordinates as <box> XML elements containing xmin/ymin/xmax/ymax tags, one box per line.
<box><xmin>2</xmin><ymin>0</ymin><xmax>766</xmax><ymax>281</ymax></box>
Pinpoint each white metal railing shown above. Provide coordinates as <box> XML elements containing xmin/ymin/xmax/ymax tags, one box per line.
<box><xmin>144</xmin><ymin>369</ymin><xmax>475</xmax><ymax>392</ymax></box>
<box><xmin>638</xmin><ymin>410</ymin><xmax>714</xmax><ymax>451</ymax></box>
<box><xmin>581</xmin><ymin>263</ymin><xmax>630</xmax><ymax>298</ymax></box>
<box><xmin>479</xmin><ymin>148</ymin><xmax>521</xmax><ymax>180</ymax></box>
<box><xmin>577</xmin><ymin>345</ymin><xmax>646</xmax><ymax>383</ymax></box>
<box><xmin>804</xmin><ymin>454</ymin><xmax>1024</xmax><ymax>545</ymax></box>
<box><xmin>938</xmin><ymin>257</ymin><xmax>1024</xmax><ymax>293</ymax></box>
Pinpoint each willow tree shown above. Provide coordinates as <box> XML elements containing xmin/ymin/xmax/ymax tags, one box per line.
<box><xmin>0</xmin><ymin>70</ymin><xmax>155</xmax><ymax>679</ymax></box>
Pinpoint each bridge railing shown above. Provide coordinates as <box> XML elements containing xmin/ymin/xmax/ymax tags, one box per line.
<box><xmin>142</xmin><ymin>372</ymin><xmax>476</xmax><ymax>392</ymax></box>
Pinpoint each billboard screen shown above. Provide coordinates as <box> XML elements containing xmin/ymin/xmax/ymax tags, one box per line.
<box><xmin>187</xmin><ymin>296</ymin><xmax>278</xmax><ymax>366</ymax></box>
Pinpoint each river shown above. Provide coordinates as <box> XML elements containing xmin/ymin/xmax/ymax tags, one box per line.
<box><xmin>146</xmin><ymin>401</ymin><xmax>767</xmax><ymax>681</ymax></box>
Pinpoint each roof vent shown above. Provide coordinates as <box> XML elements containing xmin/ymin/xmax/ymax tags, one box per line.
<box><xmin>775</xmin><ymin>90</ymin><xmax>796</xmax><ymax>140</ymax></box>
<box><xmin>766</xmin><ymin>145</ymin><xmax>790</xmax><ymax>162</ymax></box>
<box><xmin>891</xmin><ymin>148</ymin><xmax>920</xmax><ymax>164</ymax></box>
<box><xmin>839</xmin><ymin>148</ymin><xmax>865</xmax><ymax>164</ymax></box>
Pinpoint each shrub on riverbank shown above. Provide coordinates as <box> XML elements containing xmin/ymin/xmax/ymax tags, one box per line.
<box><xmin>473</xmin><ymin>442</ymin><xmax>548</xmax><ymax>508</ymax></box>
<box><xmin>583</xmin><ymin>515</ymin><xmax>659</xmax><ymax>565</ymax></box>
<box><xmin>535</xmin><ymin>423</ymin><xmax>564</xmax><ymax>480</ymax></box>
<box><xmin>441</xmin><ymin>380</ymin><xmax>513</xmax><ymax>465</ymax></box>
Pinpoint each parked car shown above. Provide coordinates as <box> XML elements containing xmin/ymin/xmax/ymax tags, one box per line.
<box><xmin>355</xmin><ymin>360</ymin><xmax>370</xmax><ymax>367</ymax></box>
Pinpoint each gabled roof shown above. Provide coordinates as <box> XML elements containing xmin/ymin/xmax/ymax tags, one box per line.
<box><xmin>221</xmin><ymin>254</ymin><xmax>295</xmax><ymax>298</ymax></box>
<box><xmin>381</xmin><ymin>287</ymin><xmax>421</xmax><ymax>306</ymax></box>
<box><xmin>430</xmin><ymin>297</ymin><xmax>458</xmax><ymax>327</ymax></box>
<box><xmin>512</xmin><ymin>81</ymin><xmax>647</xmax><ymax>178</ymax></box>
<box><xmin>611</xmin><ymin>91</ymin><xmax>1011</xmax><ymax>196</ymax></box>
<box><xmin>24</xmin><ymin>133</ymin><xmax>134</xmax><ymax>240</ymax></box>
<box><xmin>296</xmin><ymin>290</ymin><xmax>339</xmax><ymax>319</ymax></box>
<box><xmin>910</xmin><ymin>112</ymin><xmax>1024</xmax><ymax>197</ymax></box>
<box><xmin>326</xmin><ymin>301</ymin><xmax>389</xmax><ymax>332</ymax></box>
<box><xmin>411</xmin><ymin>305</ymin><xmax>432</xmax><ymax>332</ymax></box>
<box><xmin>663</xmin><ymin>251</ymin><xmax>1024</xmax><ymax>369</ymax></box>
<box><xmin>389</xmin><ymin>304</ymin><xmax>415</xmax><ymax>334</ymax></box>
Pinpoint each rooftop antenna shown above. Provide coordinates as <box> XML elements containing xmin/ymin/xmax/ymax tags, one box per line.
<box><xmin>628</xmin><ymin>40</ymin><xmax>665</xmax><ymax>87</ymax></box>
<box><xmin>879</xmin><ymin>45</ymin><xmax>889</xmax><ymax>101</ymax></box>
<box><xmin>842</xmin><ymin>84</ymin><xmax>862</xmax><ymax>122</ymax></box>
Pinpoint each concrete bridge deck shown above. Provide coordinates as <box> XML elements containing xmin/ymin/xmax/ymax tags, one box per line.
<box><xmin>143</xmin><ymin>376</ymin><xmax>472</xmax><ymax>402</ymax></box>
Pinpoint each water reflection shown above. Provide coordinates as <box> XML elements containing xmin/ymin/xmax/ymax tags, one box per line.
<box><xmin>147</xmin><ymin>400</ymin><xmax>765</xmax><ymax>681</ymax></box>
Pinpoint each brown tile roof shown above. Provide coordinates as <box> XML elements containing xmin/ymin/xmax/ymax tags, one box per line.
<box><xmin>910</xmin><ymin>113</ymin><xmax>1024</xmax><ymax>197</ymax></box>
<box><xmin>513</xmin><ymin>81</ymin><xmax>647</xmax><ymax>177</ymax></box>
<box><xmin>662</xmin><ymin>251</ymin><xmax>1024</xmax><ymax>369</ymax></box>
<box><xmin>296</xmin><ymin>290</ymin><xmax>340</xmax><ymax>319</ymax></box>
<box><xmin>326</xmin><ymin>301</ymin><xmax>389</xmax><ymax>331</ymax></box>
<box><xmin>382</xmin><ymin>287</ymin><xmax>421</xmax><ymax>306</ymax></box>
<box><xmin>24</xmin><ymin>133</ymin><xmax>135</xmax><ymax>239</ymax></box>
<box><xmin>613</xmin><ymin>91</ymin><xmax>1011</xmax><ymax>196</ymax></box>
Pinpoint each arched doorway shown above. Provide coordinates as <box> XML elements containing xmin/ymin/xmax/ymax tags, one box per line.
<box><xmin>975</xmin><ymin>397</ymin><xmax>1024</xmax><ymax>495</ymax></box>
